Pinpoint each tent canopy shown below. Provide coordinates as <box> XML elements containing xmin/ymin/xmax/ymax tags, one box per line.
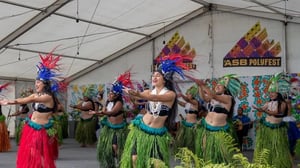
<box><xmin>0</xmin><ymin>0</ymin><xmax>299</xmax><ymax>81</ymax></box>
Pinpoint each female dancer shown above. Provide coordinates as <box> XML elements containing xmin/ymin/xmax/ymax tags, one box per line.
<box><xmin>90</xmin><ymin>69</ymin><xmax>133</xmax><ymax>168</ymax></box>
<box><xmin>0</xmin><ymin>50</ymin><xmax>62</xmax><ymax>168</ymax></box>
<box><xmin>0</xmin><ymin>105</ymin><xmax>11</xmax><ymax>152</ymax></box>
<box><xmin>194</xmin><ymin>74</ymin><xmax>241</xmax><ymax>164</ymax></box>
<box><xmin>174</xmin><ymin>85</ymin><xmax>199</xmax><ymax>153</ymax></box>
<box><xmin>121</xmin><ymin>54</ymin><xmax>191</xmax><ymax>168</ymax></box>
<box><xmin>53</xmin><ymin>100</ymin><xmax>67</xmax><ymax>145</ymax></box>
<box><xmin>252</xmin><ymin>73</ymin><xmax>292</xmax><ymax>167</ymax></box>
<box><xmin>70</xmin><ymin>93</ymin><xmax>97</xmax><ymax>147</ymax></box>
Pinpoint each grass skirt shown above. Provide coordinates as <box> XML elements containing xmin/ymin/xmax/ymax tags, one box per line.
<box><xmin>195</xmin><ymin>119</ymin><xmax>237</xmax><ymax>164</ymax></box>
<box><xmin>174</xmin><ymin>120</ymin><xmax>196</xmax><ymax>153</ymax></box>
<box><xmin>120</xmin><ymin>116</ymin><xmax>171</xmax><ymax>168</ymax></box>
<box><xmin>15</xmin><ymin>118</ymin><xmax>25</xmax><ymax>145</ymax></box>
<box><xmin>53</xmin><ymin>116</ymin><xmax>63</xmax><ymax>145</ymax></box>
<box><xmin>254</xmin><ymin>118</ymin><xmax>292</xmax><ymax>168</ymax></box>
<box><xmin>75</xmin><ymin>117</ymin><xmax>97</xmax><ymax>145</ymax></box>
<box><xmin>17</xmin><ymin>119</ymin><xmax>56</xmax><ymax>168</ymax></box>
<box><xmin>0</xmin><ymin>118</ymin><xmax>11</xmax><ymax>152</ymax></box>
<box><xmin>60</xmin><ymin>113</ymin><xmax>69</xmax><ymax>138</ymax></box>
<box><xmin>97</xmin><ymin>117</ymin><xmax>128</xmax><ymax>168</ymax></box>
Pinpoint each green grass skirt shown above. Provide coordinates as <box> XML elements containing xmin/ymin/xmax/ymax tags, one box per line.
<box><xmin>15</xmin><ymin>118</ymin><xmax>25</xmax><ymax>145</ymax></box>
<box><xmin>120</xmin><ymin>116</ymin><xmax>171</xmax><ymax>168</ymax></box>
<box><xmin>75</xmin><ymin>117</ymin><xmax>97</xmax><ymax>145</ymax></box>
<box><xmin>53</xmin><ymin>116</ymin><xmax>63</xmax><ymax>145</ymax></box>
<box><xmin>97</xmin><ymin>117</ymin><xmax>128</xmax><ymax>168</ymax></box>
<box><xmin>174</xmin><ymin>120</ymin><xmax>196</xmax><ymax>153</ymax></box>
<box><xmin>254</xmin><ymin>118</ymin><xmax>292</xmax><ymax>168</ymax></box>
<box><xmin>60</xmin><ymin>113</ymin><xmax>69</xmax><ymax>138</ymax></box>
<box><xmin>195</xmin><ymin>119</ymin><xmax>237</xmax><ymax>164</ymax></box>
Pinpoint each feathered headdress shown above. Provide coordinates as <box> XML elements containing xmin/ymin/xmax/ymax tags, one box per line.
<box><xmin>268</xmin><ymin>72</ymin><xmax>290</xmax><ymax>95</ymax></box>
<box><xmin>218</xmin><ymin>74</ymin><xmax>241</xmax><ymax>97</ymax></box>
<box><xmin>186</xmin><ymin>84</ymin><xmax>199</xmax><ymax>98</ymax></box>
<box><xmin>83</xmin><ymin>84</ymin><xmax>97</xmax><ymax>98</ymax></box>
<box><xmin>36</xmin><ymin>48</ymin><xmax>62</xmax><ymax>92</ymax></box>
<box><xmin>112</xmin><ymin>69</ymin><xmax>134</xmax><ymax>95</ymax></box>
<box><xmin>0</xmin><ymin>82</ymin><xmax>11</xmax><ymax>93</ymax></box>
<box><xmin>156</xmin><ymin>54</ymin><xmax>192</xmax><ymax>80</ymax></box>
<box><xmin>290</xmin><ymin>77</ymin><xmax>300</xmax><ymax>96</ymax></box>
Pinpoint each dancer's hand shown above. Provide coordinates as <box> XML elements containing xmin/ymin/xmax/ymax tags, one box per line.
<box><xmin>0</xmin><ymin>99</ymin><xmax>9</xmax><ymax>105</ymax></box>
<box><xmin>194</xmin><ymin>79</ymin><xmax>205</xmax><ymax>86</ymax></box>
<box><xmin>123</xmin><ymin>87</ymin><xmax>140</xmax><ymax>96</ymax></box>
<box><xmin>89</xmin><ymin>110</ymin><xmax>96</xmax><ymax>115</ymax></box>
<box><xmin>69</xmin><ymin>104</ymin><xmax>76</xmax><ymax>108</ymax></box>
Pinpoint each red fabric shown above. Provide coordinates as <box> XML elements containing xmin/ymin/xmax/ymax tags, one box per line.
<box><xmin>0</xmin><ymin>121</ymin><xmax>11</xmax><ymax>152</ymax></box>
<box><xmin>50</xmin><ymin>136</ymin><xmax>59</xmax><ymax>160</ymax></box>
<box><xmin>17</xmin><ymin>123</ymin><xmax>56</xmax><ymax>168</ymax></box>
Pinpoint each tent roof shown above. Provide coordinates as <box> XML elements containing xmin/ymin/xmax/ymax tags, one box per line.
<box><xmin>0</xmin><ymin>0</ymin><xmax>299</xmax><ymax>81</ymax></box>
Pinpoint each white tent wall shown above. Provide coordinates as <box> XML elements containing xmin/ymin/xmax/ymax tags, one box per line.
<box><xmin>71</xmin><ymin>42</ymin><xmax>153</xmax><ymax>85</ymax></box>
<box><xmin>71</xmin><ymin>11</ymin><xmax>298</xmax><ymax>85</ymax></box>
<box><xmin>286</xmin><ymin>22</ymin><xmax>300</xmax><ymax>73</ymax></box>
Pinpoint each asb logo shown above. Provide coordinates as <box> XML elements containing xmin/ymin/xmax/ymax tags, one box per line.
<box><xmin>154</xmin><ymin>31</ymin><xmax>197</xmax><ymax>70</ymax></box>
<box><xmin>223</xmin><ymin>22</ymin><xmax>281</xmax><ymax>67</ymax></box>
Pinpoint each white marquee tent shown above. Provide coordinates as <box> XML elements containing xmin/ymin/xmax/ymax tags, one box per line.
<box><xmin>1</xmin><ymin>0</ymin><xmax>300</xmax><ymax>82</ymax></box>
<box><xmin>1</xmin><ymin>0</ymin><xmax>300</xmax><ymax>139</ymax></box>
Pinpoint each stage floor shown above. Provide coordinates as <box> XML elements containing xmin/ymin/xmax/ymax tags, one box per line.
<box><xmin>0</xmin><ymin>138</ymin><xmax>299</xmax><ymax>168</ymax></box>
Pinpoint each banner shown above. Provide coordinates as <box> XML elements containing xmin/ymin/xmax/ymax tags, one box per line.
<box><xmin>223</xmin><ymin>22</ymin><xmax>282</xmax><ymax>67</ymax></box>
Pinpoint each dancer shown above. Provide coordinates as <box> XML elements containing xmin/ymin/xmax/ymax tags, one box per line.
<box><xmin>283</xmin><ymin>77</ymin><xmax>300</xmax><ymax>158</ymax></box>
<box><xmin>70</xmin><ymin>90</ymin><xmax>97</xmax><ymax>147</ymax></box>
<box><xmin>174</xmin><ymin>84</ymin><xmax>199</xmax><ymax>153</ymax></box>
<box><xmin>0</xmin><ymin>105</ymin><xmax>11</xmax><ymax>152</ymax></box>
<box><xmin>252</xmin><ymin>72</ymin><xmax>293</xmax><ymax>167</ymax></box>
<box><xmin>53</xmin><ymin>100</ymin><xmax>67</xmax><ymax>145</ymax></box>
<box><xmin>0</xmin><ymin>49</ymin><xmax>62</xmax><ymax>168</ymax></box>
<box><xmin>120</xmin><ymin>54</ymin><xmax>191</xmax><ymax>168</ymax></box>
<box><xmin>194</xmin><ymin>74</ymin><xmax>241</xmax><ymax>164</ymax></box>
<box><xmin>90</xmin><ymin>69</ymin><xmax>133</xmax><ymax>168</ymax></box>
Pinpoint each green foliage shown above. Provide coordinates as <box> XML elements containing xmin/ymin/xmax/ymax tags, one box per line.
<box><xmin>148</xmin><ymin>158</ymin><xmax>169</xmax><ymax>168</ymax></box>
<box><xmin>69</xmin><ymin>110</ymin><xmax>80</xmax><ymax>121</ymax></box>
<box><xmin>46</xmin><ymin>127</ymin><xmax>57</xmax><ymax>137</ymax></box>
<box><xmin>174</xmin><ymin>133</ymin><xmax>274</xmax><ymax>168</ymax></box>
<box><xmin>295</xmin><ymin>139</ymin><xmax>300</xmax><ymax>157</ymax></box>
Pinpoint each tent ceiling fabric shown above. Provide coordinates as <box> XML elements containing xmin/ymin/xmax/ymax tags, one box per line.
<box><xmin>0</xmin><ymin>0</ymin><xmax>299</xmax><ymax>81</ymax></box>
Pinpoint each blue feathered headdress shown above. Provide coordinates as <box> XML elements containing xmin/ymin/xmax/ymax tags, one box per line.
<box><xmin>112</xmin><ymin>69</ymin><xmax>134</xmax><ymax>95</ymax></box>
<box><xmin>156</xmin><ymin>54</ymin><xmax>192</xmax><ymax>80</ymax></box>
<box><xmin>36</xmin><ymin>48</ymin><xmax>62</xmax><ymax>92</ymax></box>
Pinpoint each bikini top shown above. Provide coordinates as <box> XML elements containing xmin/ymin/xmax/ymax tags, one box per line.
<box><xmin>184</xmin><ymin>103</ymin><xmax>198</xmax><ymax>115</ymax></box>
<box><xmin>147</xmin><ymin>103</ymin><xmax>171</xmax><ymax>117</ymax></box>
<box><xmin>147</xmin><ymin>87</ymin><xmax>171</xmax><ymax>117</ymax></box>
<box><xmin>106</xmin><ymin>101</ymin><xmax>123</xmax><ymax>117</ymax></box>
<box><xmin>267</xmin><ymin>101</ymin><xmax>287</xmax><ymax>118</ymax></box>
<box><xmin>32</xmin><ymin>102</ymin><xmax>54</xmax><ymax>113</ymax></box>
<box><xmin>207</xmin><ymin>99</ymin><xmax>229</xmax><ymax>115</ymax></box>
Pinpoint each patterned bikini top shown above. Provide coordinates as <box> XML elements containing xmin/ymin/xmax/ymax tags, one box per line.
<box><xmin>207</xmin><ymin>99</ymin><xmax>229</xmax><ymax>115</ymax></box>
<box><xmin>32</xmin><ymin>102</ymin><xmax>54</xmax><ymax>113</ymax></box>
<box><xmin>184</xmin><ymin>103</ymin><xmax>198</xmax><ymax>115</ymax></box>
<box><xmin>147</xmin><ymin>87</ymin><xmax>171</xmax><ymax>118</ymax></box>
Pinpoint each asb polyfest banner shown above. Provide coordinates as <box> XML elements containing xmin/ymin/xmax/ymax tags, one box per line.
<box><xmin>223</xmin><ymin>22</ymin><xmax>281</xmax><ymax>67</ymax></box>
